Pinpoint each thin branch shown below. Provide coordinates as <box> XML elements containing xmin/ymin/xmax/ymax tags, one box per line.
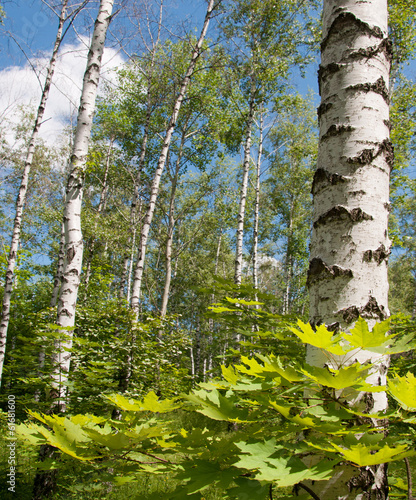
<box><xmin>405</xmin><ymin>457</ymin><xmax>415</xmax><ymax>500</ymax></box>
<box><xmin>297</xmin><ymin>482</ymin><xmax>321</xmax><ymax>500</ymax></box>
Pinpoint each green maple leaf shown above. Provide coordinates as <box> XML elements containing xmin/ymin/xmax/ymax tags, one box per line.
<box><xmin>221</xmin><ymin>364</ymin><xmax>239</xmax><ymax>384</ymax></box>
<box><xmin>330</xmin><ymin>443</ymin><xmax>412</xmax><ymax>466</ymax></box>
<box><xmin>21</xmin><ymin>414</ymin><xmax>98</xmax><ymax>460</ymax></box>
<box><xmin>385</xmin><ymin>332</ymin><xmax>416</xmax><ymax>355</ymax></box>
<box><xmin>185</xmin><ymin>389</ymin><xmax>249</xmax><ymax>421</ymax></box>
<box><xmin>256</xmin><ymin>353</ymin><xmax>304</xmax><ymax>382</ymax></box>
<box><xmin>388</xmin><ymin>372</ymin><xmax>416</xmax><ymax>411</ymax></box>
<box><xmin>301</xmin><ymin>363</ymin><xmax>370</xmax><ymax>390</ymax></box>
<box><xmin>107</xmin><ymin>391</ymin><xmax>180</xmax><ymax>413</ymax></box>
<box><xmin>342</xmin><ymin>317</ymin><xmax>395</xmax><ymax>350</ymax></box>
<box><xmin>290</xmin><ymin>321</ymin><xmax>346</xmax><ymax>355</ymax></box>
<box><xmin>225</xmin><ymin>477</ymin><xmax>270</xmax><ymax>499</ymax></box>
<box><xmin>175</xmin><ymin>460</ymin><xmax>238</xmax><ymax>494</ymax></box>
<box><xmin>234</xmin><ymin>438</ymin><xmax>282</xmax><ymax>469</ymax></box>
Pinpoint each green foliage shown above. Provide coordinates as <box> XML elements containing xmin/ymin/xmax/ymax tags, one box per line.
<box><xmin>16</xmin><ymin>307</ymin><xmax>416</xmax><ymax>498</ymax></box>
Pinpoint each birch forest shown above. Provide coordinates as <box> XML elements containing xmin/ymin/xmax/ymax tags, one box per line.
<box><xmin>1</xmin><ymin>0</ymin><xmax>416</xmax><ymax>499</ymax></box>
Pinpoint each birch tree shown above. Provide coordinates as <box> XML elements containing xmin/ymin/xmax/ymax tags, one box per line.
<box><xmin>221</xmin><ymin>0</ymin><xmax>318</xmax><ymax>286</ymax></box>
<box><xmin>306</xmin><ymin>0</ymin><xmax>392</xmax><ymax>497</ymax></box>
<box><xmin>130</xmin><ymin>0</ymin><xmax>219</xmax><ymax>318</ymax></box>
<box><xmin>52</xmin><ymin>0</ymin><xmax>114</xmax><ymax>410</ymax></box>
<box><xmin>0</xmin><ymin>1</ymin><xmax>69</xmax><ymax>387</ymax></box>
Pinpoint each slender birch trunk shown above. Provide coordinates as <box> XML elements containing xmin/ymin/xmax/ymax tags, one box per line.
<box><xmin>83</xmin><ymin>137</ymin><xmax>113</xmax><ymax>300</ymax></box>
<box><xmin>0</xmin><ymin>0</ymin><xmax>69</xmax><ymax>388</ymax></box>
<box><xmin>234</xmin><ymin>86</ymin><xmax>255</xmax><ymax>286</ymax></box>
<box><xmin>252</xmin><ymin>109</ymin><xmax>263</xmax><ymax>293</ymax></box>
<box><xmin>50</xmin><ymin>222</ymin><xmax>66</xmax><ymax>309</ymax></box>
<box><xmin>119</xmin><ymin>101</ymin><xmax>151</xmax><ymax>301</ymax></box>
<box><xmin>283</xmin><ymin>206</ymin><xmax>293</xmax><ymax>315</ymax></box>
<box><xmin>306</xmin><ymin>1</ymin><xmax>392</xmax><ymax>497</ymax></box>
<box><xmin>52</xmin><ymin>0</ymin><xmax>114</xmax><ymax>411</ymax></box>
<box><xmin>130</xmin><ymin>0</ymin><xmax>217</xmax><ymax>318</ymax></box>
<box><xmin>160</xmin><ymin>130</ymin><xmax>185</xmax><ymax>317</ymax></box>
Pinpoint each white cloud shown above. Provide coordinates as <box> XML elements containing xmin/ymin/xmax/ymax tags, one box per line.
<box><xmin>0</xmin><ymin>37</ymin><xmax>125</xmax><ymax>144</ymax></box>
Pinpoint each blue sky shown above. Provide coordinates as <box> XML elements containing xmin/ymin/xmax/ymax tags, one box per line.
<box><xmin>0</xmin><ymin>0</ymin><xmax>319</xmax><ymax>145</ymax></box>
<box><xmin>0</xmin><ymin>1</ymin><xmax>245</xmax><ymax>142</ymax></box>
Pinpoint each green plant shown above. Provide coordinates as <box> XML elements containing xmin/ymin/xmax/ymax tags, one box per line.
<box><xmin>16</xmin><ymin>304</ymin><xmax>416</xmax><ymax>499</ymax></box>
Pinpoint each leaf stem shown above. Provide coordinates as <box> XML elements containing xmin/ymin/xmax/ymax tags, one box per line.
<box><xmin>297</xmin><ymin>482</ymin><xmax>321</xmax><ymax>500</ymax></box>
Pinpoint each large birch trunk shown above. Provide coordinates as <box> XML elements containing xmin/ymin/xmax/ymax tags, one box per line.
<box><xmin>306</xmin><ymin>1</ymin><xmax>392</xmax><ymax>498</ymax></box>
<box><xmin>0</xmin><ymin>0</ymin><xmax>69</xmax><ymax>388</ymax></box>
<box><xmin>130</xmin><ymin>0</ymin><xmax>217</xmax><ymax>318</ymax></box>
<box><xmin>52</xmin><ymin>0</ymin><xmax>114</xmax><ymax>411</ymax></box>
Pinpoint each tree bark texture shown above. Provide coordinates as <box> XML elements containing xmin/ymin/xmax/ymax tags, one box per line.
<box><xmin>0</xmin><ymin>0</ymin><xmax>69</xmax><ymax>388</ymax></box>
<box><xmin>130</xmin><ymin>0</ymin><xmax>217</xmax><ymax>318</ymax></box>
<box><xmin>306</xmin><ymin>1</ymin><xmax>392</xmax><ymax>498</ymax></box>
<box><xmin>52</xmin><ymin>0</ymin><xmax>114</xmax><ymax>410</ymax></box>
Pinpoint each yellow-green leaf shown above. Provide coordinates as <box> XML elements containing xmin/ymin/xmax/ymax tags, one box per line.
<box><xmin>388</xmin><ymin>372</ymin><xmax>416</xmax><ymax>411</ymax></box>
<box><xmin>289</xmin><ymin>321</ymin><xmax>346</xmax><ymax>355</ymax></box>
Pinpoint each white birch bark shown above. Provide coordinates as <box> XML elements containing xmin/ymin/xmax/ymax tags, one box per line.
<box><xmin>51</xmin><ymin>222</ymin><xmax>67</xmax><ymax>309</ymax></box>
<box><xmin>306</xmin><ymin>1</ymin><xmax>392</xmax><ymax>497</ymax></box>
<box><xmin>252</xmin><ymin>109</ymin><xmax>263</xmax><ymax>294</ymax></box>
<box><xmin>130</xmin><ymin>0</ymin><xmax>217</xmax><ymax>318</ymax></box>
<box><xmin>52</xmin><ymin>0</ymin><xmax>114</xmax><ymax>410</ymax></box>
<box><xmin>160</xmin><ymin>129</ymin><xmax>185</xmax><ymax>317</ymax></box>
<box><xmin>0</xmin><ymin>1</ymin><xmax>69</xmax><ymax>387</ymax></box>
<box><xmin>234</xmin><ymin>89</ymin><xmax>255</xmax><ymax>286</ymax></box>
<box><xmin>283</xmin><ymin>206</ymin><xmax>293</xmax><ymax>315</ymax></box>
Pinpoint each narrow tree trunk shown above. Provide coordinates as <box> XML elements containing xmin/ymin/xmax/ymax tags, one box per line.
<box><xmin>160</xmin><ymin>130</ymin><xmax>185</xmax><ymax>317</ymax></box>
<box><xmin>283</xmin><ymin>205</ymin><xmax>293</xmax><ymax>315</ymax></box>
<box><xmin>50</xmin><ymin>222</ymin><xmax>66</xmax><ymax>309</ymax></box>
<box><xmin>83</xmin><ymin>137</ymin><xmax>113</xmax><ymax>301</ymax></box>
<box><xmin>119</xmin><ymin>0</ymin><xmax>164</xmax><ymax>300</ymax></box>
<box><xmin>52</xmin><ymin>0</ymin><xmax>114</xmax><ymax>411</ymax></box>
<box><xmin>305</xmin><ymin>1</ymin><xmax>392</xmax><ymax>498</ymax></box>
<box><xmin>119</xmin><ymin>108</ymin><xmax>150</xmax><ymax>301</ymax></box>
<box><xmin>234</xmin><ymin>86</ymin><xmax>255</xmax><ymax>286</ymax></box>
<box><xmin>0</xmin><ymin>0</ymin><xmax>69</xmax><ymax>387</ymax></box>
<box><xmin>130</xmin><ymin>0</ymin><xmax>217</xmax><ymax>318</ymax></box>
<box><xmin>252</xmin><ymin>109</ymin><xmax>263</xmax><ymax>293</ymax></box>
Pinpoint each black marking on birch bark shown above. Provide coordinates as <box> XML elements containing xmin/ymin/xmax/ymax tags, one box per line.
<box><xmin>321</xmin><ymin>124</ymin><xmax>354</xmax><ymax>141</ymax></box>
<box><xmin>379</xmin><ymin>363</ymin><xmax>388</xmax><ymax>376</ymax></box>
<box><xmin>321</xmin><ymin>12</ymin><xmax>383</xmax><ymax>52</ymax></box>
<box><xmin>313</xmin><ymin>206</ymin><xmax>373</xmax><ymax>228</ymax></box>
<box><xmin>365</xmin><ymin>392</ymin><xmax>375</xmax><ymax>413</ymax></box>
<box><xmin>363</xmin><ymin>244</ymin><xmax>390</xmax><ymax>264</ymax></box>
<box><xmin>307</xmin><ymin>257</ymin><xmax>353</xmax><ymax>286</ymax></box>
<box><xmin>67</xmin><ymin>246</ymin><xmax>76</xmax><ymax>264</ymax></box>
<box><xmin>383</xmin><ymin>119</ymin><xmax>391</xmax><ymax>130</ymax></box>
<box><xmin>58</xmin><ymin>308</ymin><xmax>72</xmax><ymax>318</ymax></box>
<box><xmin>311</xmin><ymin>169</ymin><xmax>347</xmax><ymax>195</ymax></box>
<box><xmin>347</xmin><ymin>76</ymin><xmax>390</xmax><ymax>104</ymax></box>
<box><xmin>346</xmin><ymin>138</ymin><xmax>394</xmax><ymax>170</ymax></box>
<box><xmin>317</xmin><ymin>101</ymin><xmax>333</xmax><ymax>120</ymax></box>
<box><xmin>339</xmin><ymin>296</ymin><xmax>388</xmax><ymax>323</ymax></box>
<box><xmin>348</xmin><ymin>147</ymin><xmax>375</xmax><ymax>165</ymax></box>
<box><xmin>327</xmin><ymin>322</ymin><xmax>340</xmax><ymax>333</ymax></box>
<box><xmin>380</xmin><ymin>138</ymin><xmax>394</xmax><ymax>170</ymax></box>
<box><xmin>318</xmin><ymin>62</ymin><xmax>342</xmax><ymax>95</ymax></box>
<box><xmin>347</xmin><ymin>38</ymin><xmax>393</xmax><ymax>63</ymax></box>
